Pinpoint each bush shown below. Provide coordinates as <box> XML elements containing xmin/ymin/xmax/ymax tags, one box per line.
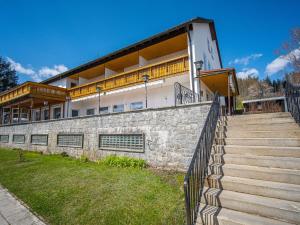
<box><xmin>61</xmin><ymin>152</ymin><xmax>69</xmax><ymax>157</ymax></box>
<box><xmin>79</xmin><ymin>154</ymin><xmax>89</xmax><ymax>163</ymax></box>
<box><xmin>13</xmin><ymin>148</ymin><xmax>25</xmax><ymax>162</ymax></box>
<box><xmin>101</xmin><ymin>155</ymin><xmax>146</xmax><ymax>169</ymax></box>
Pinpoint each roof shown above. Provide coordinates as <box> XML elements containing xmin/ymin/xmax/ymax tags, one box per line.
<box><xmin>242</xmin><ymin>96</ymin><xmax>286</xmax><ymax>104</ymax></box>
<box><xmin>41</xmin><ymin>17</ymin><xmax>222</xmax><ymax>84</ymax></box>
<box><xmin>200</xmin><ymin>68</ymin><xmax>239</xmax><ymax>96</ymax></box>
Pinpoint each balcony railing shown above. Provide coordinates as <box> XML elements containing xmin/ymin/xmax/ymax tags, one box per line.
<box><xmin>68</xmin><ymin>55</ymin><xmax>189</xmax><ymax>99</ymax></box>
<box><xmin>0</xmin><ymin>82</ymin><xmax>67</xmax><ymax>105</ymax></box>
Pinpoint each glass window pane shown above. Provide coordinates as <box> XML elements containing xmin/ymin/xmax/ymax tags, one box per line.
<box><xmin>113</xmin><ymin>105</ymin><xmax>124</xmax><ymax>113</ymax></box>
<box><xmin>130</xmin><ymin>102</ymin><xmax>143</xmax><ymax>110</ymax></box>
<box><xmin>86</xmin><ymin>108</ymin><xmax>95</xmax><ymax>115</ymax></box>
<box><xmin>99</xmin><ymin>107</ymin><xmax>109</xmax><ymax>114</ymax></box>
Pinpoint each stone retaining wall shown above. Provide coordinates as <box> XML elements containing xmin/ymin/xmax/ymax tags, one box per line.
<box><xmin>0</xmin><ymin>103</ymin><xmax>211</xmax><ymax>170</ymax></box>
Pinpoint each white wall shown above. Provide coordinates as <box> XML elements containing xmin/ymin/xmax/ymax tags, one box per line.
<box><xmin>188</xmin><ymin>23</ymin><xmax>222</xmax><ymax>94</ymax></box>
<box><xmin>68</xmin><ymin>73</ymin><xmax>190</xmax><ymax>117</ymax></box>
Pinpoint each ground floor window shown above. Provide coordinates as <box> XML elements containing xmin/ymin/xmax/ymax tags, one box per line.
<box><xmin>99</xmin><ymin>106</ymin><xmax>109</xmax><ymax>114</ymax></box>
<box><xmin>13</xmin><ymin>134</ymin><xmax>25</xmax><ymax>144</ymax></box>
<box><xmin>31</xmin><ymin>134</ymin><xmax>48</xmax><ymax>145</ymax></box>
<box><xmin>72</xmin><ymin>110</ymin><xmax>79</xmax><ymax>117</ymax></box>
<box><xmin>99</xmin><ymin>134</ymin><xmax>144</xmax><ymax>152</ymax></box>
<box><xmin>86</xmin><ymin>108</ymin><xmax>95</xmax><ymax>116</ymax></box>
<box><xmin>53</xmin><ymin>107</ymin><xmax>61</xmax><ymax>119</ymax></box>
<box><xmin>2</xmin><ymin>108</ymin><xmax>11</xmax><ymax>124</ymax></box>
<box><xmin>57</xmin><ymin>134</ymin><xmax>83</xmax><ymax>148</ymax></box>
<box><xmin>130</xmin><ymin>102</ymin><xmax>143</xmax><ymax>110</ymax></box>
<box><xmin>113</xmin><ymin>104</ymin><xmax>124</xmax><ymax>113</ymax></box>
<box><xmin>0</xmin><ymin>135</ymin><xmax>9</xmax><ymax>143</ymax></box>
<box><xmin>33</xmin><ymin>109</ymin><xmax>41</xmax><ymax>121</ymax></box>
<box><xmin>42</xmin><ymin>108</ymin><xmax>50</xmax><ymax>120</ymax></box>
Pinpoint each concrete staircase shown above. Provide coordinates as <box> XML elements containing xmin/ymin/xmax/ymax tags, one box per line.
<box><xmin>197</xmin><ymin>112</ymin><xmax>300</xmax><ymax>225</ymax></box>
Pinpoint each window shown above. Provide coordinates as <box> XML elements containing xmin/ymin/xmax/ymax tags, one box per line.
<box><xmin>130</xmin><ymin>102</ymin><xmax>143</xmax><ymax>110</ymax></box>
<box><xmin>3</xmin><ymin>108</ymin><xmax>11</xmax><ymax>124</ymax></box>
<box><xmin>13</xmin><ymin>135</ymin><xmax>25</xmax><ymax>144</ymax></box>
<box><xmin>99</xmin><ymin>107</ymin><xmax>109</xmax><ymax>114</ymax></box>
<box><xmin>53</xmin><ymin>107</ymin><xmax>61</xmax><ymax>119</ymax></box>
<box><xmin>20</xmin><ymin>108</ymin><xmax>29</xmax><ymax>122</ymax></box>
<box><xmin>31</xmin><ymin>135</ymin><xmax>48</xmax><ymax>145</ymax></box>
<box><xmin>12</xmin><ymin>108</ymin><xmax>19</xmax><ymax>123</ymax></box>
<box><xmin>86</xmin><ymin>108</ymin><xmax>95</xmax><ymax>116</ymax></box>
<box><xmin>72</xmin><ymin>110</ymin><xmax>79</xmax><ymax>117</ymax></box>
<box><xmin>42</xmin><ymin>108</ymin><xmax>49</xmax><ymax>120</ymax></box>
<box><xmin>113</xmin><ymin>104</ymin><xmax>124</xmax><ymax>113</ymax></box>
<box><xmin>57</xmin><ymin>134</ymin><xmax>83</xmax><ymax>148</ymax></box>
<box><xmin>0</xmin><ymin>135</ymin><xmax>9</xmax><ymax>143</ymax></box>
<box><xmin>34</xmin><ymin>110</ymin><xmax>41</xmax><ymax>121</ymax></box>
<box><xmin>70</xmin><ymin>82</ymin><xmax>77</xmax><ymax>88</ymax></box>
<box><xmin>99</xmin><ymin>134</ymin><xmax>144</xmax><ymax>152</ymax></box>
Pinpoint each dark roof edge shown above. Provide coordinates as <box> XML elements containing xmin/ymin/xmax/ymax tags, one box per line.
<box><xmin>42</xmin><ymin>17</ymin><xmax>220</xmax><ymax>84</ymax></box>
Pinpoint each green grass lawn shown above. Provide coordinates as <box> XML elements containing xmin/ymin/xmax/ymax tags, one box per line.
<box><xmin>0</xmin><ymin>148</ymin><xmax>185</xmax><ymax>225</ymax></box>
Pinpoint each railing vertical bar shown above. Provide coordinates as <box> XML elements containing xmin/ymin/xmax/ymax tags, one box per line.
<box><xmin>184</xmin><ymin>93</ymin><xmax>221</xmax><ymax>225</ymax></box>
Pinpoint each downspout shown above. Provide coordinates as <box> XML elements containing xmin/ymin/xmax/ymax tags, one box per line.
<box><xmin>187</xmin><ymin>26</ymin><xmax>195</xmax><ymax>101</ymax></box>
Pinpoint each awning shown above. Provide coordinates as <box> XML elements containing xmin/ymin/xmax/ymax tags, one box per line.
<box><xmin>198</xmin><ymin>68</ymin><xmax>239</xmax><ymax>96</ymax></box>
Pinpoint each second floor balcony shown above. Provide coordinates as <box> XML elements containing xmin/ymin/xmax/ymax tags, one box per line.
<box><xmin>68</xmin><ymin>55</ymin><xmax>189</xmax><ymax>100</ymax></box>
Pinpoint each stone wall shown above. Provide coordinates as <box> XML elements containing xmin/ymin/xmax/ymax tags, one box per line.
<box><xmin>0</xmin><ymin>103</ymin><xmax>211</xmax><ymax>170</ymax></box>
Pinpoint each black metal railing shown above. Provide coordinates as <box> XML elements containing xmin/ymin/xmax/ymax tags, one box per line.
<box><xmin>174</xmin><ymin>82</ymin><xmax>200</xmax><ymax>106</ymax></box>
<box><xmin>184</xmin><ymin>93</ymin><xmax>221</xmax><ymax>225</ymax></box>
<box><xmin>285</xmin><ymin>80</ymin><xmax>300</xmax><ymax>124</ymax></box>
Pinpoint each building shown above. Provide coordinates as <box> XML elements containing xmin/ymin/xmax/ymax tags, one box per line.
<box><xmin>0</xmin><ymin>17</ymin><xmax>238</xmax><ymax>124</ymax></box>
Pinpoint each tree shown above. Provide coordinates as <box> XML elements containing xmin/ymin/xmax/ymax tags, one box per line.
<box><xmin>276</xmin><ymin>28</ymin><xmax>300</xmax><ymax>72</ymax></box>
<box><xmin>0</xmin><ymin>57</ymin><xmax>18</xmax><ymax>92</ymax></box>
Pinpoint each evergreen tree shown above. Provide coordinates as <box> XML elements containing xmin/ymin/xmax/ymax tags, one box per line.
<box><xmin>0</xmin><ymin>57</ymin><xmax>18</xmax><ymax>92</ymax></box>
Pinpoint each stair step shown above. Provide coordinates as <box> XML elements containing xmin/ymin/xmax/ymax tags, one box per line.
<box><xmin>209</xmin><ymin>163</ymin><xmax>300</xmax><ymax>185</ymax></box>
<box><xmin>225</xmin><ymin>138</ymin><xmax>300</xmax><ymax>147</ymax></box>
<box><xmin>197</xmin><ymin>204</ymin><xmax>293</xmax><ymax>225</ymax></box>
<box><xmin>227</xmin><ymin>117</ymin><xmax>295</xmax><ymax>125</ymax></box>
<box><xmin>227</xmin><ymin>112</ymin><xmax>291</xmax><ymax>121</ymax></box>
<box><xmin>213</xmin><ymin>145</ymin><xmax>300</xmax><ymax>158</ymax></box>
<box><xmin>224</xmin><ymin>130</ymin><xmax>300</xmax><ymax>138</ymax></box>
<box><xmin>211</xmin><ymin>154</ymin><xmax>300</xmax><ymax>169</ymax></box>
<box><xmin>206</xmin><ymin>175</ymin><xmax>300</xmax><ymax>202</ymax></box>
<box><xmin>226</xmin><ymin>123</ymin><xmax>299</xmax><ymax>131</ymax></box>
<box><xmin>201</xmin><ymin>187</ymin><xmax>300</xmax><ymax>224</ymax></box>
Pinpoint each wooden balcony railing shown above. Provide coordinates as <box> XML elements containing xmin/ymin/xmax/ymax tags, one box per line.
<box><xmin>0</xmin><ymin>82</ymin><xmax>67</xmax><ymax>105</ymax></box>
<box><xmin>68</xmin><ymin>55</ymin><xmax>189</xmax><ymax>99</ymax></box>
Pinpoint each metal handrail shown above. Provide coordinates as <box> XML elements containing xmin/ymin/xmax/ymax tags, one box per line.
<box><xmin>174</xmin><ymin>82</ymin><xmax>200</xmax><ymax>106</ymax></box>
<box><xmin>184</xmin><ymin>93</ymin><xmax>221</xmax><ymax>225</ymax></box>
<box><xmin>285</xmin><ymin>80</ymin><xmax>300</xmax><ymax>124</ymax></box>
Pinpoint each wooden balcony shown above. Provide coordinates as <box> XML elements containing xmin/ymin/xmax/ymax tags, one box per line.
<box><xmin>68</xmin><ymin>55</ymin><xmax>189</xmax><ymax>99</ymax></box>
<box><xmin>0</xmin><ymin>82</ymin><xmax>67</xmax><ymax>106</ymax></box>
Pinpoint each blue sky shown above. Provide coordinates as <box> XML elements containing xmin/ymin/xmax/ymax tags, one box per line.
<box><xmin>0</xmin><ymin>0</ymin><xmax>299</xmax><ymax>83</ymax></box>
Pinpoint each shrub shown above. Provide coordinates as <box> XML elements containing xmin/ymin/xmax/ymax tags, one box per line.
<box><xmin>79</xmin><ymin>154</ymin><xmax>89</xmax><ymax>163</ymax></box>
<box><xmin>61</xmin><ymin>152</ymin><xmax>69</xmax><ymax>157</ymax></box>
<box><xmin>101</xmin><ymin>155</ymin><xmax>146</xmax><ymax>169</ymax></box>
<box><xmin>13</xmin><ymin>148</ymin><xmax>25</xmax><ymax>162</ymax></box>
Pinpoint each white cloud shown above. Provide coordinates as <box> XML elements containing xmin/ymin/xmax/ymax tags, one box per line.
<box><xmin>7</xmin><ymin>57</ymin><xmax>35</xmax><ymax>75</ymax></box>
<box><xmin>265</xmin><ymin>48</ymin><xmax>300</xmax><ymax>75</ymax></box>
<box><xmin>7</xmin><ymin>57</ymin><xmax>68</xmax><ymax>82</ymax></box>
<box><xmin>229</xmin><ymin>53</ymin><xmax>263</xmax><ymax>66</ymax></box>
<box><xmin>236</xmin><ymin>68</ymin><xmax>259</xmax><ymax>79</ymax></box>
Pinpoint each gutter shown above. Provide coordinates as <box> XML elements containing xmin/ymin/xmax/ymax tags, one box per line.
<box><xmin>187</xmin><ymin>26</ymin><xmax>195</xmax><ymax>96</ymax></box>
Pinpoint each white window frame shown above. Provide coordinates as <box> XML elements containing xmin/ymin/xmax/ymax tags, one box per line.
<box><xmin>113</xmin><ymin>104</ymin><xmax>124</xmax><ymax>113</ymax></box>
<box><xmin>130</xmin><ymin>102</ymin><xmax>143</xmax><ymax>110</ymax></box>
<box><xmin>86</xmin><ymin>108</ymin><xmax>95</xmax><ymax>116</ymax></box>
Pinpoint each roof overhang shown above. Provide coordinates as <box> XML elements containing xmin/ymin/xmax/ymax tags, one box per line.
<box><xmin>198</xmin><ymin>68</ymin><xmax>239</xmax><ymax>96</ymax></box>
<box><xmin>41</xmin><ymin>17</ymin><xmax>222</xmax><ymax>84</ymax></box>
